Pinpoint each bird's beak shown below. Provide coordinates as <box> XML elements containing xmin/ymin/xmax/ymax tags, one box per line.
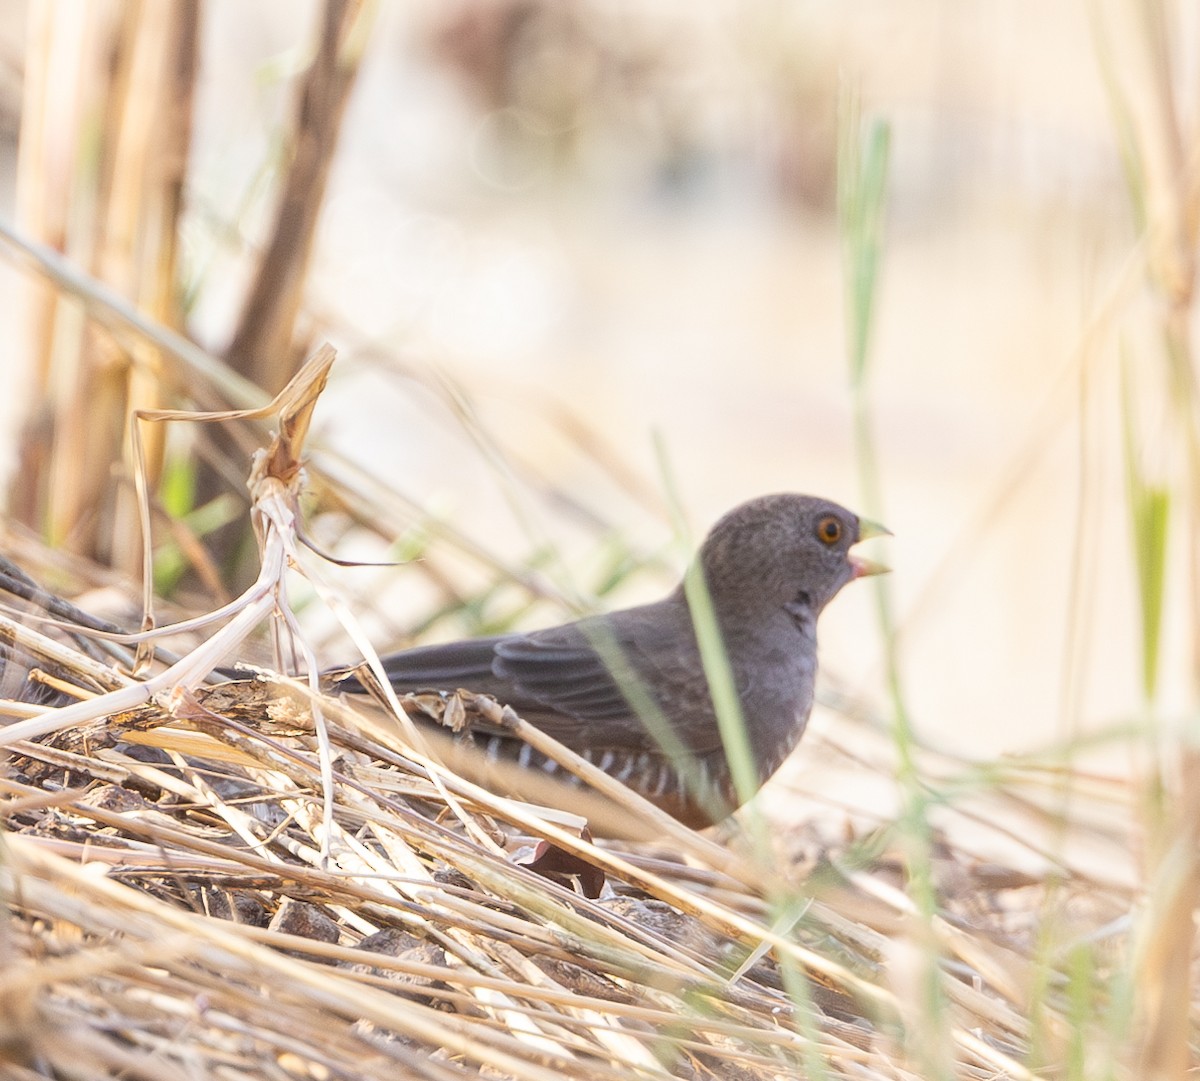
<box><xmin>851</xmin><ymin>518</ymin><xmax>891</xmax><ymax>578</ymax></box>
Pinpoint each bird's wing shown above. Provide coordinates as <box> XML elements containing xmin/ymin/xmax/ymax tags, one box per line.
<box><xmin>377</xmin><ymin>635</ymin><xmax>511</xmax><ymax>696</ymax></box>
<box><xmin>344</xmin><ymin>601</ymin><xmax>725</xmax><ymax>761</ymax></box>
<box><xmin>491</xmin><ymin>604</ymin><xmax>723</xmax><ymax>755</ymax></box>
<box><xmin>365</xmin><ymin>603</ymin><xmax>715</xmax><ymax>755</ymax></box>
<box><xmin>369</xmin><ymin>627</ymin><xmax>634</xmax><ymax>726</ymax></box>
<box><xmin>492</xmin><ymin>619</ymin><xmax>647</xmax><ymax>722</ymax></box>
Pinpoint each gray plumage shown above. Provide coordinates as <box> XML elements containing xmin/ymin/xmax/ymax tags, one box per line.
<box><xmin>333</xmin><ymin>494</ymin><xmax>885</xmax><ymax>826</ymax></box>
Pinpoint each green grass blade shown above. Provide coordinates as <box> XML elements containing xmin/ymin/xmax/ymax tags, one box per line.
<box><xmin>1120</xmin><ymin>363</ymin><xmax>1171</xmax><ymax>700</ymax></box>
<box><xmin>838</xmin><ymin>93</ymin><xmax>892</xmax><ymax>386</ymax></box>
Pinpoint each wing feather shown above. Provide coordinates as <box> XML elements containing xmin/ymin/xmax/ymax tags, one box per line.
<box><xmin>348</xmin><ymin>600</ymin><xmax>721</xmax><ymax>757</ymax></box>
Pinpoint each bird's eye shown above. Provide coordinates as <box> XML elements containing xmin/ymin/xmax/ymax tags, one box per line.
<box><xmin>816</xmin><ymin>516</ymin><xmax>842</xmax><ymax>545</ymax></box>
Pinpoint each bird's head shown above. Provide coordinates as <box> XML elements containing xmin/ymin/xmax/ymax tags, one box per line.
<box><xmin>691</xmin><ymin>493</ymin><xmax>889</xmax><ymax>623</ymax></box>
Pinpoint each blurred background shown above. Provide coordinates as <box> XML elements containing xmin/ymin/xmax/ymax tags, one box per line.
<box><xmin>0</xmin><ymin>0</ymin><xmax>1195</xmax><ymax>803</ymax></box>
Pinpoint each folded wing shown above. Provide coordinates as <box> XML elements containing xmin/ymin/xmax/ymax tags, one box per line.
<box><xmin>357</xmin><ymin>601</ymin><xmax>716</xmax><ymax>756</ymax></box>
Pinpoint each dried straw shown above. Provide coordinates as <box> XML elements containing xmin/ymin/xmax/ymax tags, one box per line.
<box><xmin>0</xmin><ymin>350</ymin><xmax>1160</xmax><ymax>1080</ymax></box>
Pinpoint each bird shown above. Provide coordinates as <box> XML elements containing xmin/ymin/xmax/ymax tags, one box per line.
<box><xmin>331</xmin><ymin>494</ymin><xmax>887</xmax><ymax>830</ymax></box>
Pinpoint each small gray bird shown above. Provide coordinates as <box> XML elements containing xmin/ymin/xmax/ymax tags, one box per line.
<box><xmin>333</xmin><ymin>494</ymin><xmax>887</xmax><ymax>828</ymax></box>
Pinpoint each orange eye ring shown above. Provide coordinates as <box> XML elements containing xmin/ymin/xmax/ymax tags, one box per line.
<box><xmin>816</xmin><ymin>516</ymin><xmax>843</xmax><ymax>545</ymax></box>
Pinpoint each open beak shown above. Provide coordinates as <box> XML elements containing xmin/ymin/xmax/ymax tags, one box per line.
<box><xmin>850</xmin><ymin>518</ymin><xmax>891</xmax><ymax>578</ymax></box>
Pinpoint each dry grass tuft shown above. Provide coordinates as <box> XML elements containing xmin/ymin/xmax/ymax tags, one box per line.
<box><xmin>0</xmin><ymin>365</ymin><xmax>1161</xmax><ymax>1077</ymax></box>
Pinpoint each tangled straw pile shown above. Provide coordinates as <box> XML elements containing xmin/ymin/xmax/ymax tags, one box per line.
<box><xmin>0</xmin><ymin>352</ymin><xmax>1153</xmax><ymax>1079</ymax></box>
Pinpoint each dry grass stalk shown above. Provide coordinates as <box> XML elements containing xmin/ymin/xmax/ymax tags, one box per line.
<box><xmin>0</xmin><ymin>349</ymin><xmax>1163</xmax><ymax>1079</ymax></box>
<box><xmin>10</xmin><ymin>2</ymin><xmax>200</xmax><ymax>573</ymax></box>
<box><xmin>1091</xmin><ymin>3</ymin><xmax>1200</xmax><ymax>1076</ymax></box>
<box><xmin>8</xmin><ymin>4</ymin><xmax>365</xmax><ymax>594</ymax></box>
<box><xmin>224</xmin><ymin>0</ymin><xmax>373</xmax><ymax>396</ymax></box>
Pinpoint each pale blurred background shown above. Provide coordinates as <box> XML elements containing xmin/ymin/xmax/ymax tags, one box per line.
<box><xmin>0</xmin><ymin>0</ymin><xmax>1194</xmax><ymax>789</ymax></box>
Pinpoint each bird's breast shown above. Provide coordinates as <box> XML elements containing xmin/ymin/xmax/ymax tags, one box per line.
<box><xmin>730</xmin><ymin>628</ymin><xmax>817</xmax><ymax>785</ymax></box>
